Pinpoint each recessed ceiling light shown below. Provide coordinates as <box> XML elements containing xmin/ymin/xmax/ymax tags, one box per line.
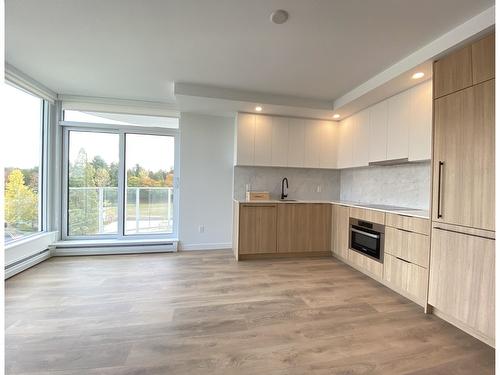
<box><xmin>255</xmin><ymin>106</ymin><xmax>263</xmax><ymax>112</ymax></box>
<box><xmin>270</xmin><ymin>9</ymin><xmax>289</xmax><ymax>24</ymax></box>
<box><xmin>412</xmin><ymin>72</ymin><xmax>425</xmax><ymax>79</ymax></box>
<box><xmin>333</xmin><ymin>114</ymin><xmax>340</xmax><ymax>119</ymax></box>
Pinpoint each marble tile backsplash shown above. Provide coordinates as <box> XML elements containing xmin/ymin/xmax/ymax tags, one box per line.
<box><xmin>234</xmin><ymin>166</ymin><xmax>341</xmax><ymax>201</ymax></box>
<box><xmin>340</xmin><ymin>161</ymin><xmax>431</xmax><ymax>209</ymax></box>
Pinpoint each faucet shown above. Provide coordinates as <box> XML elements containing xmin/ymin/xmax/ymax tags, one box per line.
<box><xmin>281</xmin><ymin>177</ymin><xmax>288</xmax><ymax>200</ymax></box>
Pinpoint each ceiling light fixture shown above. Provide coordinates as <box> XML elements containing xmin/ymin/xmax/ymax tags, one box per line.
<box><xmin>333</xmin><ymin>114</ymin><xmax>340</xmax><ymax>119</ymax></box>
<box><xmin>270</xmin><ymin>9</ymin><xmax>289</xmax><ymax>24</ymax></box>
<box><xmin>255</xmin><ymin>106</ymin><xmax>263</xmax><ymax>112</ymax></box>
<box><xmin>412</xmin><ymin>72</ymin><xmax>425</xmax><ymax>79</ymax></box>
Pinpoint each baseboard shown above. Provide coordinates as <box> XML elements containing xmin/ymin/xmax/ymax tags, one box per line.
<box><xmin>238</xmin><ymin>251</ymin><xmax>332</xmax><ymax>260</ymax></box>
<box><xmin>179</xmin><ymin>243</ymin><xmax>232</xmax><ymax>251</ymax></box>
<box><xmin>431</xmin><ymin>306</ymin><xmax>495</xmax><ymax>348</ymax></box>
<box><xmin>5</xmin><ymin>249</ymin><xmax>52</xmax><ymax>279</ymax></box>
<box><xmin>53</xmin><ymin>243</ymin><xmax>177</xmax><ymax>256</ymax></box>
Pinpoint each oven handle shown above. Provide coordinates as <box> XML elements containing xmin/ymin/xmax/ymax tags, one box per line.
<box><xmin>351</xmin><ymin>227</ymin><xmax>380</xmax><ymax>239</ymax></box>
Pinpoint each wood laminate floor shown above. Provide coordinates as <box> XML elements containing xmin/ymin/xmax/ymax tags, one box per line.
<box><xmin>5</xmin><ymin>250</ymin><xmax>495</xmax><ymax>374</ymax></box>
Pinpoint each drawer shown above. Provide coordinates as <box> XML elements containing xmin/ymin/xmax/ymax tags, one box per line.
<box><xmin>348</xmin><ymin>249</ymin><xmax>383</xmax><ymax>279</ymax></box>
<box><xmin>384</xmin><ymin>254</ymin><xmax>427</xmax><ymax>305</ymax></box>
<box><xmin>350</xmin><ymin>207</ymin><xmax>385</xmax><ymax>225</ymax></box>
<box><xmin>385</xmin><ymin>213</ymin><xmax>430</xmax><ymax>235</ymax></box>
<box><xmin>384</xmin><ymin>227</ymin><xmax>430</xmax><ymax>268</ymax></box>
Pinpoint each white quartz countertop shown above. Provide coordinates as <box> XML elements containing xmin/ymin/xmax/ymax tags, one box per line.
<box><xmin>235</xmin><ymin>199</ymin><xmax>430</xmax><ymax>219</ymax></box>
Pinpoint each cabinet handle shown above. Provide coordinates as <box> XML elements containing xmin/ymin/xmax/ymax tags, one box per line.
<box><xmin>437</xmin><ymin>161</ymin><xmax>444</xmax><ymax>218</ymax></box>
<box><xmin>396</xmin><ymin>256</ymin><xmax>411</xmax><ymax>264</ymax></box>
<box><xmin>433</xmin><ymin>226</ymin><xmax>495</xmax><ymax>241</ymax></box>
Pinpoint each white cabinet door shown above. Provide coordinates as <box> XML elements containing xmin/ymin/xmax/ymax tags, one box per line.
<box><xmin>337</xmin><ymin>117</ymin><xmax>353</xmax><ymax>168</ymax></box>
<box><xmin>304</xmin><ymin>119</ymin><xmax>322</xmax><ymax>168</ymax></box>
<box><xmin>387</xmin><ymin>89</ymin><xmax>411</xmax><ymax>160</ymax></box>
<box><xmin>254</xmin><ymin>115</ymin><xmax>272</xmax><ymax>166</ymax></box>
<box><xmin>369</xmin><ymin>100</ymin><xmax>388</xmax><ymax>162</ymax></box>
<box><xmin>351</xmin><ymin>109</ymin><xmax>370</xmax><ymax>167</ymax></box>
<box><xmin>287</xmin><ymin>118</ymin><xmax>305</xmax><ymax>167</ymax></box>
<box><xmin>319</xmin><ymin>121</ymin><xmax>337</xmax><ymax>168</ymax></box>
<box><xmin>271</xmin><ymin>117</ymin><xmax>289</xmax><ymax>167</ymax></box>
<box><xmin>409</xmin><ymin>80</ymin><xmax>432</xmax><ymax>161</ymax></box>
<box><xmin>235</xmin><ymin>113</ymin><xmax>255</xmax><ymax>165</ymax></box>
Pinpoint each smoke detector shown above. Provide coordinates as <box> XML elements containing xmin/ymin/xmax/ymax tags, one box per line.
<box><xmin>270</xmin><ymin>10</ymin><xmax>289</xmax><ymax>24</ymax></box>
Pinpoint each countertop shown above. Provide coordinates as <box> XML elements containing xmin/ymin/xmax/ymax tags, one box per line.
<box><xmin>235</xmin><ymin>199</ymin><xmax>430</xmax><ymax>219</ymax></box>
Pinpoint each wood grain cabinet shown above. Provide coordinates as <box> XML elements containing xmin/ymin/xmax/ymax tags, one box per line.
<box><xmin>432</xmin><ymin>79</ymin><xmax>495</xmax><ymax>231</ymax></box>
<box><xmin>428</xmin><ymin>226</ymin><xmax>495</xmax><ymax>344</ymax></box>
<box><xmin>433</xmin><ymin>44</ymin><xmax>472</xmax><ymax>99</ymax></box>
<box><xmin>238</xmin><ymin>204</ymin><xmax>277</xmax><ymax>255</ymax></box>
<box><xmin>384</xmin><ymin>254</ymin><xmax>427</xmax><ymax>304</ymax></box>
<box><xmin>331</xmin><ymin>204</ymin><xmax>349</xmax><ymax>259</ymax></box>
<box><xmin>277</xmin><ymin>204</ymin><xmax>332</xmax><ymax>253</ymax></box>
<box><xmin>472</xmin><ymin>33</ymin><xmax>495</xmax><ymax>85</ymax></box>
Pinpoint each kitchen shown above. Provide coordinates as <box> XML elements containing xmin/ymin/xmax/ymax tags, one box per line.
<box><xmin>233</xmin><ymin>32</ymin><xmax>494</xmax><ymax>347</ymax></box>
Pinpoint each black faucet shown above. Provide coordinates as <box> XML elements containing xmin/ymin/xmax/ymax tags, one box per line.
<box><xmin>281</xmin><ymin>177</ymin><xmax>288</xmax><ymax>200</ymax></box>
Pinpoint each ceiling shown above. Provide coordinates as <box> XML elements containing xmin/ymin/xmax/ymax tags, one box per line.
<box><xmin>5</xmin><ymin>0</ymin><xmax>495</xmax><ymax>109</ymax></box>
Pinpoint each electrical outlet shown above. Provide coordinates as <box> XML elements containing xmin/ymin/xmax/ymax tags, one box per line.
<box><xmin>316</xmin><ymin>185</ymin><xmax>322</xmax><ymax>193</ymax></box>
<box><xmin>198</xmin><ymin>225</ymin><xmax>205</xmax><ymax>233</ymax></box>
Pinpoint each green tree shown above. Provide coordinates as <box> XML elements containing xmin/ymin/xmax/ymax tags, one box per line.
<box><xmin>5</xmin><ymin>169</ymin><xmax>38</xmax><ymax>231</ymax></box>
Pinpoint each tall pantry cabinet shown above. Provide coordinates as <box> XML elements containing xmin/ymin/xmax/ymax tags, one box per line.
<box><xmin>428</xmin><ymin>33</ymin><xmax>495</xmax><ymax>346</ymax></box>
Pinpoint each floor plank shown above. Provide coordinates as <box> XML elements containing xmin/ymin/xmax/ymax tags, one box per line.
<box><xmin>5</xmin><ymin>250</ymin><xmax>495</xmax><ymax>374</ymax></box>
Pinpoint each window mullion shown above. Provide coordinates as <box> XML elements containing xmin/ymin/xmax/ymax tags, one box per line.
<box><xmin>117</xmin><ymin>132</ymin><xmax>126</xmax><ymax>238</ymax></box>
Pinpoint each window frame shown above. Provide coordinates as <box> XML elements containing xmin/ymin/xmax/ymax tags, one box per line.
<box><xmin>60</xmin><ymin>120</ymin><xmax>180</xmax><ymax>241</ymax></box>
<box><xmin>3</xmin><ymin>83</ymin><xmax>49</xmax><ymax>245</ymax></box>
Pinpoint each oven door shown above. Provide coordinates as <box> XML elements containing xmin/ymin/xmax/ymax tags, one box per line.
<box><xmin>350</xmin><ymin>225</ymin><xmax>382</xmax><ymax>261</ymax></box>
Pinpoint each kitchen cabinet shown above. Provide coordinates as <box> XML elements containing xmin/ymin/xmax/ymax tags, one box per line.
<box><xmin>331</xmin><ymin>204</ymin><xmax>349</xmax><ymax>259</ymax></box>
<box><xmin>235</xmin><ymin>113</ymin><xmax>255</xmax><ymax>165</ymax></box>
<box><xmin>428</xmin><ymin>225</ymin><xmax>495</xmax><ymax>344</ymax></box>
<box><xmin>349</xmin><ymin>206</ymin><xmax>385</xmax><ymax>225</ymax></box>
<box><xmin>433</xmin><ymin>44</ymin><xmax>472</xmax><ymax>99</ymax></box>
<box><xmin>368</xmin><ymin>100</ymin><xmax>388</xmax><ymax>163</ymax></box>
<box><xmin>304</xmin><ymin>119</ymin><xmax>322</xmax><ymax>168</ymax></box>
<box><xmin>409</xmin><ymin>80</ymin><xmax>432</xmax><ymax>161</ymax></box>
<box><xmin>348</xmin><ymin>249</ymin><xmax>383</xmax><ymax>279</ymax></box>
<box><xmin>385</xmin><ymin>213</ymin><xmax>430</xmax><ymax>235</ymax></box>
<box><xmin>384</xmin><ymin>254</ymin><xmax>427</xmax><ymax>305</ymax></box>
<box><xmin>254</xmin><ymin>115</ymin><xmax>272</xmax><ymax>166</ymax></box>
<box><xmin>387</xmin><ymin>89</ymin><xmax>411</xmax><ymax>161</ymax></box>
<box><xmin>472</xmin><ymin>33</ymin><xmax>495</xmax><ymax>85</ymax></box>
<box><xmin>238</xmin><ymin>204</ymin><xmax>277</xmax><ymax>255</ymax></box>
<box><xmin>319</xmin><ymin>121</ymin><xmax>337</xmax><ymax>168</ymax></box>
<box><xmin>351</xmin><ymin>109</ymin><xmax>370</xmax><ymax>167</ymax></box>
<box><xmin>432</xmin><ymin>79</ymin><xmax>495</xmax><ymax>231</ymax></box>
<box><xmin>287</xmin><ymin>118</ymin><xmax>306</xmax><ymax>167</ymax></box>
<box><xmin>337</xmin><ymin>117</ymin><xmax>353</xmax><ymax>168</ymax></box>
<box><xmin>277</xmin><ymin>204</ymin><xmax>331</xmax><ymax>253</ymax></box>
<box><xmin>385</xmin><ymin>226</ymin><xmax>429</xmax><ymax>268</ymax></box>
<box><xmin>271</xmin><ymin>117</ymin><xmax>289</xmax><ymax>167</ymax></box>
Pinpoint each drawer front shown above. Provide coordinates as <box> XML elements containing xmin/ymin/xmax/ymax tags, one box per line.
<box><xmin>384</xmin><ymin>254</ymin><xmax>427</xmax><ymax>305</ymax></box>
<box><xmin>348</xmin><ymin>249</ymin><xmax>383</xmax><ymax>279</ymax></box>
<box><xmin>384</xmin><ymin>227</ymin><xmax>429</xmax><ymax>268</ymax></box>
<box><xmin>349</xmin><ymin>207</ymin><xmax>385</xmax><ymax>225</ymax></box>
<box><xmin>385</xmin><ymin>213</ymin><xmax>430</xmax><ymax>235</ymax></box>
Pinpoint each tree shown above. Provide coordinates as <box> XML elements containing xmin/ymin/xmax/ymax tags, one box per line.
<box><xmin>4</xmin><ymin>169</ymin><xmax>38</xmax><ymax>231</ymax></box>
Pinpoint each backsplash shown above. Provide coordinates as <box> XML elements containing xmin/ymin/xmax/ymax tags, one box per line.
<box><xmin>234</xmin><ymin>166</ymin><xmax>341</xmax><ymax>201</ymax></box>
<box><xmin>340</xmin><ymin>161</ymin><xmax>431</xmax><ymax>209</ymax></box>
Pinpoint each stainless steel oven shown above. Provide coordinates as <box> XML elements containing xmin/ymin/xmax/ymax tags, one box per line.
<box><xmin>349</xmin><ymin>218</ymin><xmax>385</xmax><ymax>262</ymax></box>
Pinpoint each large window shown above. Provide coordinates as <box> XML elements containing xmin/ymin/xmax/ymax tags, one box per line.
<box><xmin>62</xmin><ymin>111</ymin><xmax>178</xmax><ymax>240</ymax></box>
<box><xmin>4</xmin><ymin>82</ymin><xmax>44</xmax><ymax>244</ymax></box>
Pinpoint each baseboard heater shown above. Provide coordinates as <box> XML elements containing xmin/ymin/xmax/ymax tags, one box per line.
<box><xmin>53</xmin><ymin>240</ymin><xmax>178</xmax><ymax>256</ymax></box>
<box><xmin>5</xmin><ymin>249</ymin><xmax>51</xmax><ymax>279</ymax></box>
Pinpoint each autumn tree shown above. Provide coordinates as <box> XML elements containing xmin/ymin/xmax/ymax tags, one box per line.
<box><xmin>4</xmin><ymin>169</ymin><xmax>38</xmax><ymax>231</ymax></box>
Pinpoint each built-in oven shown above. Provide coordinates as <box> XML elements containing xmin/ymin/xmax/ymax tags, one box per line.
<box><xmin>349</xmin><ymin>218</ymin><xmax>385</xmax><ymax>262</ymax></box>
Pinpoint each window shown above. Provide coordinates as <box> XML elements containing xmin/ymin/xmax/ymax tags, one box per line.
<box><xmin>62</xmin><ymin>111</ymin><xmax>179</xmax><ymax>240</ymax></box>
<box><xmin>3</xmin><ymin>82</ymin><xmax>45</xmax><ymax>244</ymax></box>
<box><xmin>67</xmin><ymin>131</ymin><xmax>120</xmax><ymax>236</ymax></box>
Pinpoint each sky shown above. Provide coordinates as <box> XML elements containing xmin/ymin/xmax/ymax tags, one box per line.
<box><xmin>3</xmin><ymin>82</ymin><xmax>175</xmax><ymax>172</ymax></box>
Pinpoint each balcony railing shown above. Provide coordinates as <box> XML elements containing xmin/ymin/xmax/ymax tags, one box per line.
<box><xmin>68</xmin><ymin>187</ymin><xmax>174</xmax><ymax>235</ymax></box>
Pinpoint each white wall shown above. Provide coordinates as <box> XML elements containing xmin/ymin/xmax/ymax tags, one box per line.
<box><xmin>179</xmin><ymin>113</ymin><xmax>234</xmax><ymax>250</ymax></box>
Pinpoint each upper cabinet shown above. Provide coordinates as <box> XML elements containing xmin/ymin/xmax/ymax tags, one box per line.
<box><xmin>235</xmin><ymin>114</ymin><xmax>337</xmax><ymax>169</ymax></box>
<box><xmin>387</xmin><ymin>89</ymin><xmax>411</xmax><ymax>161</ymax></box>
<box><xmin>433</xmin><ymin>45</ymin><xmax>472</xmax><ymax>99</ymax></box>
<box><xmin>351</xmin><ymin>109</ymin><xmax>370</xmax><ymax>167</ymax></box>
<box><xmin>409</xmin><ymin>80</ymin><xmax>433</xmax><ymax>161</ymax></box>
<box><xmin>368</xmin><ymin>101</ymin><xmax>388</xmax><ymax>163</ymax></box>
<box><xmin>337</xmin><ymin>117</ymin><xmax>353</xmax><ymax>169</ymax></box>
<box><xmin>472</xmin><ymin>33</ymin><xmax>495</xmax><ymax>85</ymax></box>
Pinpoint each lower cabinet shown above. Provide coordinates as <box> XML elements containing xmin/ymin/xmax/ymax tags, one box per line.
<box><xmin>277</xmin><ymin>204</ymin><xmax>332</xmax><ymax>253</ymax></box>
<box><xmin>428</xmin><ymin>225</ymin><xmax>495</xmax><ymax>343</ymax></box>
<box><xmin>238</xmin><ymin>204</ymin><xmax>277</xmax><ymax>255</ymax></box>
<box><xmin>384</xmin><ymin>254</ymin><xmax>427</xmax><ymax>305</ymax></box>
<box><xmin>331</xmin><ymin>205</ymin><xmax>349</xmax><ymax>259</ymax></box>
<box><xmin>348</xmin><ymin>250</ymin><xmax>384</xmax><ymax>279</ymax></box>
